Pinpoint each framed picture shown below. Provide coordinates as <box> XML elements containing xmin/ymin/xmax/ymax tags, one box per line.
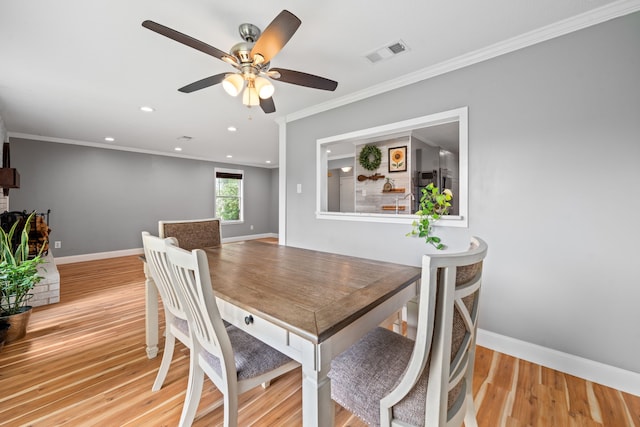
<box><xmin>388</xmin><ymin>146</ymin><xmax>407</xmax><ymax>172</ymax></box>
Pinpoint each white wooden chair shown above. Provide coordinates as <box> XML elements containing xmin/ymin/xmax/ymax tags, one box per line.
<box><xmin>159</xmin><ymin>217</ymin><xmax>222</xmax><ymax>250</ymax></box>
<box><xmin>329</xmin><ymin>236</ymin><xmax>488</xmax><ymax>427</ymax></box>
<box><xmin>164</xmin><ymin>239</ymin><xmax>300</xmax><ymax>427</ymax></box>
<box><xmin>141</xmin><ymin>231</ymin><xmax>191</xmax><ymax>392</ymax></box>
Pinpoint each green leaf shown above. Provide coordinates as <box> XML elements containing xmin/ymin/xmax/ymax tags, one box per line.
<box><xmin>405</xmin><ymin>181</ymin><xmax>453</xmax><ymax>249</ymax></box>
<box><xmin>0</xmin><ymin>212</ymin><xmax>46</xmax><ymax>315</ymax></box>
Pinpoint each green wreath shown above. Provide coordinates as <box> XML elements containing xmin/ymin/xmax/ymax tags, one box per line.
<box><xmin>358</xmin><ymin>145</ymin><xmax>382</xmax><ymax>171</ymax></box>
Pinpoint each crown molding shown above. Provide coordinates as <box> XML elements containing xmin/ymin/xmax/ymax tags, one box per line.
<box><xmin>7</xmin><ymin>132</ymin><xmax>278</xmax><ymax>169</ymax></box>
<box><xmin>285</xmin><ymin>0</ymin><xmax>640</xmax><ymax>124</ymax></box>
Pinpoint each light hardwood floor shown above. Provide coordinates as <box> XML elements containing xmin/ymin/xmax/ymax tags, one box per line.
<box><xmin>0</xmin><ymin>254</ymin><xmax>638</xmax><ymax>426</ymax></box>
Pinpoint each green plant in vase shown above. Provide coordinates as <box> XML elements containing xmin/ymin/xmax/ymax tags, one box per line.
<box><xmin>0</xmin><ymin>212</ymin><xmax>45</xmax><ymax>316</ymax></box>
<box><xmin>406</xmin><ymin>183</ymin><xmax>453</xmax><ymax>249</ymax></box>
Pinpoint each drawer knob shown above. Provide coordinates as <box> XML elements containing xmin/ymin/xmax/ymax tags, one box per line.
<box><xmin>244</xmin><ymin>315</ymin><xmax>254</xmax><ymax>325</ymax></box>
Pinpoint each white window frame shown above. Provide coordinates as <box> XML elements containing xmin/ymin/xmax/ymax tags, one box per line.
<box><xmin>215</xmin><ymin>167</ymin><xmax>244</xmax><ymax>224</ymax></box>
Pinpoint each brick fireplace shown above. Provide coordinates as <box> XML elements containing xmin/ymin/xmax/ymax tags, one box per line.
<box><xmin>0</xmin><ymin>207</ymin><xmax>60</xmax><ymax>307</ymax></box>
<box><xmin>32</xmin><ymin>252</ymin><xmax>60</xmax><ymax>307</ymax></box>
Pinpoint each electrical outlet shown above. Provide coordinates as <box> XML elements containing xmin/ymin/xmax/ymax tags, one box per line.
<box><xmin>54</xmin><ymin>241</ymin><xmax>61</xmax><ymax>249</ymax></box>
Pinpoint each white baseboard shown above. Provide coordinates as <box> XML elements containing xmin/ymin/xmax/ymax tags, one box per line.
<box><xmin>53</xmin><ymin>233</ymin><xmax>279</xmax><ymax>265</ymax></box>
<box><xmin>221</xmin><ymin>233</ymin><xmax>278</xmax><ymax>243</ymax></box>
<box><xmin>477</xmin><ymin>328</ymin><xmax>640</xmax><ymax>397</ymax></box>
<box><xmin>54</xmin><ymin>248</ymin><xmax>144</xmax><ymax>264</ymax></box>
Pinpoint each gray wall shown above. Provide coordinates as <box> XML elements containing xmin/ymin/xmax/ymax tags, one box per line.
<box><xmin>285</xmin><ymin>12</ymin><xmax>640</xmax><ymax>373</ymax></box>
<box><xmin>8</xmin><ymin>138</ymin><xmax>278</xmax><ymax>256</ymax></box>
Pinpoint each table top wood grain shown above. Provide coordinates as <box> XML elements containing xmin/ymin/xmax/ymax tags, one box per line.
<box><xmin>203</xmin><ymin>240</ymin><xmax>421</xmax><ymax>343</ymax></box>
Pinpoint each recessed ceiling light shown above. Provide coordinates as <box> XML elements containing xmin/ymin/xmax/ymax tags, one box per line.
<box><xmin>104</xmin><ymin>137</ymin><xmax>115</xmax><ymax>142</ymax></box>
<box><xmin>140</xmin><ymin>106</ymin><xmax>155</xmax><ymax>112</ymax></box>
<box><xmin>326</xmin><ymin>149</ymin><xmax>332</xmax><ymax>153</ymax></box>
<box><xmin>226</xmin><ymin>155</ymin><xmax>233</xmax><ymax>158</ymax></box>
<box><xmin>174</xmin><ymin>147</ymin><xmax>182</xmax><ymax>152</ymax></box>
<box><xmin>227</xmin><ymin>126</ymin><xmax>237</xmax><ymax>132</ymax></box>
<box><xmin>266</xmin><ymin>160</ymin><xmax>271</xmax><ymax>164</ymax></box>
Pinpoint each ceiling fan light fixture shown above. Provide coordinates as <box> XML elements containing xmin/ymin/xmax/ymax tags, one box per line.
<box><xmin>254</xmin><ymin>76</ymin><xmax>274</xmax><ymax>99</ymax></box>
<box><xmin>222</xmin><ymin>74</ymin><xmax>245</xmax><ymax>97</ymax></box>
<box><xmin>242</xmin><ymin>85</ymin><xmax>260</xmax><ymax>106</ymax></box>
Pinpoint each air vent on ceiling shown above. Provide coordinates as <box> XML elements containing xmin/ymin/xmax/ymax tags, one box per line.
<box><xmin>365</xmin><ymin>40</ymin><xmax>409</xmax><ymax>64</ymax></box>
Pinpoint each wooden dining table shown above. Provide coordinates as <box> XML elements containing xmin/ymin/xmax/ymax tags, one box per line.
<box><xmin>143</xmin><ymin>240</ymin><xmax>421</xmax><ymax>427</ymax></box>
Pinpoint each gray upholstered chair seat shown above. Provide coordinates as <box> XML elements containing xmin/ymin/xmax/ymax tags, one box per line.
<box><xmin>202</xmin><ymin>325</ymin><xmax>295</xmax><ymax>381</ymax></box>
<box><xmin>330</xmin><ymin>327</ymin><xmax>460</xmax><ymax>427</ymax></box>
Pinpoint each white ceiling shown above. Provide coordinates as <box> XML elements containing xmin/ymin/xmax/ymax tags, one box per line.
<box><xmin>0</xmin><ymin>0</ymin><xmax>631</xmax><ymax>168</ymax></box>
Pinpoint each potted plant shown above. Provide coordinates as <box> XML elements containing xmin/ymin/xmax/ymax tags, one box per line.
<box><xmin>406</xmin><ymin>183</ymin><xmax>453</xmax><ymax>250</ymax></box>
<box><xmin>0</xmin><ymin>318</ymin><xmax>10</xmax><ymax>352</ymax></box>
<box><xmin>0</xmin><ymin>211</ymin><xmax>45</xmax><ymax>343</ymax></box>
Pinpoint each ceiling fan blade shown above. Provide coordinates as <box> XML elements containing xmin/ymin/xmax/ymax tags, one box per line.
<box><xmin>142</xmin><ymin>20</ymin><xmax>230</xmax><ymax>62</ymax></box>
<box><xmin>250</xmin><ymin>10</ymin><xmax>301</xmax><ymax>64</ymax></box>
<box><xmin>178</xmin><ymin>73</ymin><xmax>227</xmax><ymax>93</ymax></box>
<box><xmin>260</xmin><ymin>96</ymin><xmax>276</xmax><ymax>114</ymax></box>
<box><xmin>270</xmin><ymin>68</ymin><xmax>338</xmax><ymax>91</ymax></box>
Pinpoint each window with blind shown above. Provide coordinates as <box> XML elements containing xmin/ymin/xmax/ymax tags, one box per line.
<box><xmin>215</xmin><ymin>168</ymin><xmax>243</xmax><ymax>222</ymax></box>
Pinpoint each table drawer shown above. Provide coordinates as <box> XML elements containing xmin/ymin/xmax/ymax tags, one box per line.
<box><xmin>216</xmin><ymin>298</ymin><xmax>293</xmax><ymax>355</ymax></box>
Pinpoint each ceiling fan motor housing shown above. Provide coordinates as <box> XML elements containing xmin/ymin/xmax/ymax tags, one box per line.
<box><xmin>230</xmin><ymin>41</ymin><xmax>255</xmax><ymax>65</ymax></box>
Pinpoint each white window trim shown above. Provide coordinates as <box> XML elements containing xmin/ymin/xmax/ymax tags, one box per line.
<box><xmin>215</xmin><ymin>167</ymin><xmax>244</xmax><ymax>224</ymax></box>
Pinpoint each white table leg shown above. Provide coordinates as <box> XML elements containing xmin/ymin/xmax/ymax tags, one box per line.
<box><xmin>302</xmin><ymin>368</ymin><xmax>333</xmax><ymax>426</ymax></box>
<box><xmin>301</xmin><ymin>342</ymin><xmax>334</xmax><ymax>427</ymax></box>
<box><xmin>143</xmin><ymin>261</ymin><xmax>159</xmax><ymax>359</ymax></box>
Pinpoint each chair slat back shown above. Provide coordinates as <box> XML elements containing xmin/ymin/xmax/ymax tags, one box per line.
<box><xmin>159</xmin><ymin>218</ymin><xmax>222</xmax><ymax>251</ymax></box>
<box><xmin>425</xmin><ymin>237</ymin><xmax>487</xmax><ymax>427</ymax></box>
<box><xmin>164</xmin><ymin>241</ymin><xmax>236</xmax><ymax>384</ymax></box>
<box><xmin>141</xmin><ymin>232</ymin><xmax>185</xmax><ymax>320</ymax></box>
<box><xmin>380</xmin><ymin>236</ymin><xmax>488</xmax><ymax>427</ymax></box>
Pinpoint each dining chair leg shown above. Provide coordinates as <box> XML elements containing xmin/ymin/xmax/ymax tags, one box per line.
<box><xmin>152</xmin><ymin>330</ymin><xmax>176</xmax><ymax>391</ymax></box>
<box><xmin>464</xmin><ymin>374</ymin><xmax>478</xmax><ymax>427</ymax></box>
<box><xmin>464</xmin><ymin>401</ymin><xmax>479</xmax><ymax>427</ymax></box>
<box><xmin>179</xmin><ymin>358</ymin><xmax>205</xmax><ymax>427</ymax></box>
<box><xmin>464</xmin><ymin>335</ymin><xmax>479</xmax><ymax>426</ymax></box>
<box><xmin>223</xmin><ymin>391</ymin><xmax>238</xmax><ymax>427</ymax></box>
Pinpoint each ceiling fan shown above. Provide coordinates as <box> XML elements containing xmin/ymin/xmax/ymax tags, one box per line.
<box><xmin>142</xmin><ymin>10</ymin><xmax>338</xmax><ymax>114</ymax></box>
